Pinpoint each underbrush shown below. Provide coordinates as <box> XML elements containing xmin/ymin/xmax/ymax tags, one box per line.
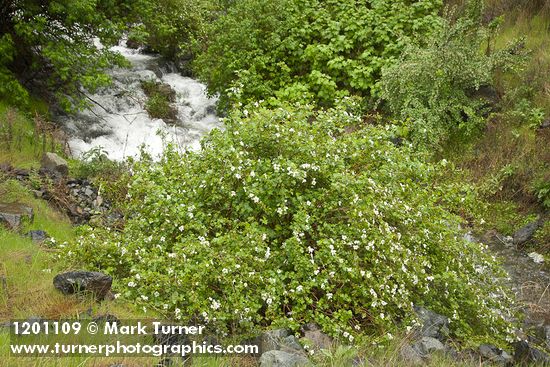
<box><xmin>60</xmin><ymin>100</ymin><xmax>516</xmax><ymax>346</ymax></box>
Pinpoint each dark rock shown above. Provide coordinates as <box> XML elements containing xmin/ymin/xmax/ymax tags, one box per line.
<box><xmin>125</xmin><ymin>38</ymin><xmax>142</xmax><ymax>49</ymax></box>
<box><xmin>513</xmin><ymin>218</ymin><xmax>543</xmax><ymax>246</ymax></box>
<box><xmin>514</xmin><ymin>340</ymin><xmax>550</xmax><ymax>365</ymax></box>
<box><xmin>53</xmin><ymin>271</ymin><xmax>112</xmax><ymax>300</ymax></box>
<box><xmin>0</xmin><ymin>203</ymin><xmax>34</xmax><ymax>229</ymax></box>
<box><xmin>300</xmin><ymin>323</ymin><xmax>332</xmax><ymax>351</ymax></box>
<box><xmin>413</xmin><ymin>336</ymin><xmax>446</xmax><ymax>355</ymax></box>
<box><xmin>539</xmin><ymin>119</ymin><xmax>550</xmax><ymax>129</ymax></box>
<box><xmin>41</xmin><ymin>152</ymin><xmax>68</xmax><ymax>176</ymax></box>
<box><xmin>26</xmin><ymin>230</ymin><xmax>49</xmax><ymax>243</ymax></box>
<box><xmin>478</xmin><ymin>344</ymin><xmax>513</xmax><ymax>365</ymax></box>
<box><xmin>13</xmin><ymin>168</ymin><xmax>29</xmax><ymax>179</ymax></box>
<box><xmin>259</xmin><ymin>350</ymin><xmax>310</xmax><ymax>367</ymax></box>
<box><xmin>414</xmin><ymin>306</ymin><xmax>450</xmax><ymax>339</ymax></box>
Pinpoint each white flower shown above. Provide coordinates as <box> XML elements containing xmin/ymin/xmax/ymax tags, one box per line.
<box><xmin>266</xmin><ymin>298</ymin><xmax>273</xmax><ymax>305</ymax></box>
<box><xmin>210</xmin><ymin>299</ymin><xmax>221</xmax><ymax>310</ymax></box>
<box><xmin>141</xmin><ymin>295</ymin><xmax>148</xmax><ymax>301</ymax></box>
<box><xmin>127</xmin><ymin>281</ymin><xmax>136</xmax><ymax>288</ymax></box>
<box><xmin>230</xmin><ymin>191</ymin><xmax>236</xmax><ymax>197</ymax></box>
<box><xmin>178</xmin><ymin>225</ymin><xmax>184</xmax><ymax>232</ymax></box>
<box><xmin>326</xmin><ymin>293</ymin><xmax>333</xmax><ymax>300</ymax></box>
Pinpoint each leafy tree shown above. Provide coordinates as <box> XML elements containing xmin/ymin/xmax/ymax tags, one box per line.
<box><xmin>194</xmin><ymin>0</ymin><xmax>443</xmax><ymax>110</ymax></box>
<box><xmin>0</xmin><ymin>0</ymin><xmax>130</xmax><ymax>109</ymax></box>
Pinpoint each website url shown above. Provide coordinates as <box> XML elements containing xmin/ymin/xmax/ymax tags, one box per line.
<box><xmin>10</xmin><ymin>340</ymin><xmax>259</xmax><ymax>357</ymax></box>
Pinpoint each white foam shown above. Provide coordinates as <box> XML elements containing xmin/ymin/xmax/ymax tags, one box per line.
<box><xmin>60</xmin><ymin>44</ymin><xmax>220</xmax><ymax>161</ymax></box>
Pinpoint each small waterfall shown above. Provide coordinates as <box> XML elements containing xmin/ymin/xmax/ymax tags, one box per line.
<box><xmin>57</xmin><ymin>43</ymin><xmax>220</xmax><ymax>161</ymax></box>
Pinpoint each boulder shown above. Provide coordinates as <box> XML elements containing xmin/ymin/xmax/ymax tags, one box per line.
<box><xmin>414</xmin><ymin>306</ymin><xmax>450</xmax><ymax>339</ymax></box>
<box><xmin>26</xmin><ymin>230</ymin><xmax>49</xmax><ymax>243</ymax></box>
<box><xmin>260</xmin><ymin>329</ymin><xmax>291</xmax><ymax>353</ymax></box>
<box><xmin>53</xmin><ymin>271</ymin><xmax>112</xmax><ymax>300</ymax></box>
<box><xmin>0</xmin><ymin>203</ymin><xmax>34</xmax><ymax>229</ymax></box>
<box><xmin>301</xmin><ymin>323</ymin><xmax>332</xmax><ymax>351</ymax></box>
<box><xmin>513</xmin><ymin>218</ymin><xmax>543</xmax><ymax>246</ymax></box>
<box><xmin>478</xmin><ymin>344</ymin><xmax>513</xmax><ymax>366</ymax></box>
<box><xmin>259</xmin><ymin>329</ymin><xmax>305</xmax><ymax>355</ymax></box>
<box><xmin>41</xmin><ymin>152</ymin><xmax>68</xmax><ymax>176</ymax></box>
<box><xmin>259</xmin><ymin>350</ymin><xmax>310</xmax><ymax>367</ymax></box>
<box><xmin>413</xmin><ymin>337</ymin><xmax>446</xmax><ymax>355</ymax></box>
<box><xmin>514</xmin><ymin>340</ymin><xmax>550</xmax><ymax>365</ymax></box>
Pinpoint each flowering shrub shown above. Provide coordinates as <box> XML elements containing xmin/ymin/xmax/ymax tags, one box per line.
<box><xmin>62</xmin><ymin>101</ymin><xmax>514</xmax><ymax>343</ymax></box>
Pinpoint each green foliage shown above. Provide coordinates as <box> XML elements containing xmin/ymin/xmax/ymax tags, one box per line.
<box><xmin>128</xmin><ymin>0</ymin><xmax>212</xmax><ymax>62</ymax></box>
<box><xmin>532</xmin><ymin>176</ymin><xmax>550</xmax><ymax>209</ymax></box>
<box><xmin>0</xmin><ymin>0</ymin><xmax>131</xmax><ymax>109</ymax></box>
<box><xmin>62</xmin><ymin>100</ymin><xmax>514</xmax><ymax>343</ymax></box>
<box><xmin>380</xmin><ymin>0</ymin><xmax>524</xmax><ymax>150</ymax></box>
<box><xmin>194</xmin><ymin>0</ymin><xmax>443</xmax><ymax>110</ymax></box>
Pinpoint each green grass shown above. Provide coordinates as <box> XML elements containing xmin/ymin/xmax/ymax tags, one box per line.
<box><xmin>0</xmin><ymin>102</ymin><xmax>63</xmax><ymax>169</ymax></box>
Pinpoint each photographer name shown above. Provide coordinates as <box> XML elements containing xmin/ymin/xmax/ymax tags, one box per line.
<box><xmin>104</xmin><ymin>322</ymin><xmax>205</xmax><ymax>336</ymax></box>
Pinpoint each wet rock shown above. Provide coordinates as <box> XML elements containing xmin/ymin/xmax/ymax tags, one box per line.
<box><xmin>259</xmin><ymin>350</ymin><xmax>310</xmax><ymax>367</ymax></box>
<box><xmin>301</xmin><ymin>323</ymin><xmax>332</xmax><ymax>351</ymax></box>
<box><xmin>413</xmin><ymin>336</ymin><xmax>446</xmax><ymax>355</ymax></box>
<box><xmin>478</xmin><ymin>344</ymin><xmax>513</xmax><ymax>365</ymax></box>
<box><xmin>514</xmin><ymin>340</ymin><xmax>550</xmax><ymax>365</ymax></box>
<box><xmin>53</xmin><ymin>271</ymin><xmax>112</xmax><ymax>300</ymax></box>
<box><xmin>513</xmin><ymin>218</ymin><xmax>543</xmax><ymax>246</ymax></box>
<box><xmin>399</xmin><ymin>344</ymin><xmax>424</xmax><ymax>365</ymax></box>
<box><xmin>41</xmin><ymin>152</ymin><xmax>68</xmax><ymax>176</ymax></box>
<box><xmin>0</xmin><ymin>203</ymin><xmax>34</xmax><ymax>229</ymax></box>
<box><xmin>414</xmin><ymin>306</ymin><xmax>450</xmax><ymax>340</ymax></box>
<box><xmin>26</xmin><ymin>230</ymin><xmax>49</xmax><ymax>243</ymax></box>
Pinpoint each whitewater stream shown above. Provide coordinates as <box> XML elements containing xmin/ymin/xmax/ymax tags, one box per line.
<box><xmin>56</xmin><ymin>43</ymin><xmax>220</xmax><ymax>161</ymax></box>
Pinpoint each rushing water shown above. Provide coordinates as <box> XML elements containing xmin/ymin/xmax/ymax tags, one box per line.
<box><xmin>57</xmin><ymin>44</ymin><xmax>220</xmax><ymax>161</ymax></box>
